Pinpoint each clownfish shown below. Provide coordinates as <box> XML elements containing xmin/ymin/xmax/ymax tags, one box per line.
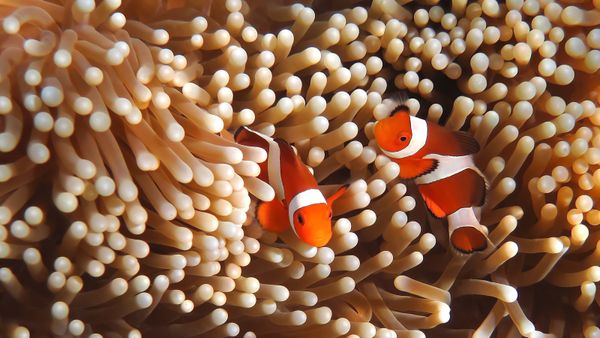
<box><xmin>235</xmin><ymin>126</ymin><xmax>347</xmax><ymax>247</ymax></box>
<box><xmin>374</xmin><ymin>99</ymin><xmax>490</xmax><ymax>254</ymax></box>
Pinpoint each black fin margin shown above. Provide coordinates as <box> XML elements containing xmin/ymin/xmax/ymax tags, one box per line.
<box><xmin>254</xmin><ymin>200</ymin><xmax>263</xmax><ymax>225</ymax></box>
<box><xmin>386</xmin><ymin>92</ymin><xmax>410</xmax><ymax>116</ymax></box>
<box><xmin>233</xmin><ymin>125</ymin><xmax>250</xmax><ymax>141</ymax></box>
<box><xmin>450</xmin><ymin>229</ymin><xmax>489</xmax><ymax>255</ymax></box>
<box><xmin>418</xmin><ymin>159</ymin><xmax>439</xmax><ymax>178</ymax></box>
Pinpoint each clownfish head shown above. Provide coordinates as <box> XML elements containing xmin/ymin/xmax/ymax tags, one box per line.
<box><xmin>374</xmin><ymin>105</ymin><xmax>428</xmax><ymax>159</ymax></box>
<box><xmin>374</xmin><ymin>107</ymin><xmax>413</xmax><ymax>153</ymax></box>
<box><xmin>290</xmin><ymin>185</ymin><xmax>348</xmax><ymax>247</ymax></box>
<box><xmin>292</xmin><ymin>203</ymin><xmax>332</xmax><ymax>247</ymax></box>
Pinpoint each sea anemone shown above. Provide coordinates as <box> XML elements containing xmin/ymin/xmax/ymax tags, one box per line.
<box><xmin>1</xmin><ymin>0</ymin><xmax>599</xmax><ymax>337</ymax></box>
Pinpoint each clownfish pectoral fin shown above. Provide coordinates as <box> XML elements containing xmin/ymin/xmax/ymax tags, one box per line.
<box><xmin>399</xmin><ymin>158</ymin><xmax>438</xmax><ymax>180</ymax></box>
<box><xmin>256</xmin><ymin>199</ymin><xmax>289</xmax><ymax>233</ymax></box>
<box><xmin>453</xmin><ymin>131</ymin><xmax>481</xmax><ymax>154</ymax></box>
<box><xmin>447</xmin><ymin>207</ymin><xmax>489</xmax><ymax>254</ymax></box>
<box><xmin>327</xmin><ymin>184</ymin><xmax>348</xmax><ymax>207</ymax></box>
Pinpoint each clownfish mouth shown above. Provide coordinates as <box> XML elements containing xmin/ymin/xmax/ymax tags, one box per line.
<box><xmin>291</xmin><ymin>202</ymin><xmax>333</xmax><ymax>247</ymax></box>
<box><xmin>301</xmin><ymin>231</ymin><xmax>332</xmax><ymax>247</ymax></box>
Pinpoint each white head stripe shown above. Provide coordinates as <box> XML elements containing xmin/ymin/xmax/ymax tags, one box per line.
<box><xmin>287</xmin><ymin>189</ymin><xmax>327</xmax><ymax>237</ymax></box>
<box><xmin>380</xmin><ymin>115</ymin><xmax>428</xmax><ymax>159</ymax></box>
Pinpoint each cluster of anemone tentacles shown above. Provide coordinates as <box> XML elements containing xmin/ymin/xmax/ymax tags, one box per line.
<box><xmin>1</xmin><ymin>0</ymin><xmax>600</xmax><ymax>337</ymax></box>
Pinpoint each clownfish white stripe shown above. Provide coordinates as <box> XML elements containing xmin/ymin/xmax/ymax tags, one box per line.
<box><xmin>287</xmin><ymin>189</ymin><xmax>327</xmax><ymax>237</ymax></box>
<box><xmin>267</xmin><ymin>139</ymin><xmax>285</xmax><ymax>199</ymax></box>
<box><xmin>380</xmin><ymin>115</ymin><xmax>428</xmax><ymax>159</ymax></box>
<box><xmin>240</xmin><ymin>127</ymin><xmax>286</xmax><ymax>199</ymax></box>
<box><xmin>415</xmin><ymin>153</ymin><xmax>486</xmax><ymax>185</ymax></box>
<box><xmin>447</xmin><ymin>207</ymin><xmax>482</xmax><ymax>232</ymax></box>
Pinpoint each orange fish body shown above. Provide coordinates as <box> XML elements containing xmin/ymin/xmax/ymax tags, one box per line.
<box><xmin>374</xmin><ymin>103</ymin><xmax>489</xmax><ymax>254</ymax></box>
<box><xmin>235</xmin><ymin>126</ymin><xmax>346</xmax><ymax>247</ymax></box>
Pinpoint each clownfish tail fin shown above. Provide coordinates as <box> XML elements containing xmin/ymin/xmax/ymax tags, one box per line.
<box><xmin>447</xmin><ymin>207</ymin><xmax>490</xmax><ymax>254</ymax></box>
<box><xmin>450</xmin><ymin>227</ymin><xmax>488</xmax><ymax>254</ymax></box>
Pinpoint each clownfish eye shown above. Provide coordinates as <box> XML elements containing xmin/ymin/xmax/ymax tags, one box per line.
<box><xmin>400</xmin><ymin>136</ymin><xmax>407</xmax><ymax>141</ymax></box>
<box><xmin>297</xmin><ymin>213</ymin><xmax>304</xmax><ymax>225</ymax></box>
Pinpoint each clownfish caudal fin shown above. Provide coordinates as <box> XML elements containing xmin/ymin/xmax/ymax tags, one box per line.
<box><xmin>256</xmin><ymin>199</ymin><xmax>289</xmax><ymax>233</ymax></box>
<box><xmin>447</xmin><ymin>207</ymin><xmax>490</xmax><ymax>254</ymax></box>
<box><xmin>450</xmin><ymin>227</ymin><xmax>488</xmax><ymax>254</ymax></box>
<box><xmin>327</xmin><ymin>184</ymin><xmax>348</xmax><ymax>207</ymax></box>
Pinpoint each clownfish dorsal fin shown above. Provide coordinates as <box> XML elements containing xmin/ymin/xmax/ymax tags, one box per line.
<box><xmin>234</xmin><ymin>126</ymin><xmax>270</xmax><ymax>150</ymax></box>
<box><xmin>390</xmin><ymin>104</ymin><xmax>410</xmax><ymax>117</ymax></box>
<box><xmin>273</xmin><ymin>138</ymin><xmax>296</xmax><ymax>163</ymax></box>
<box><xmin>326</xmin><ymin>184</ymin><xmax>348</xmax><ymax>207</ymax></box>
<box><xmin>384</xmin><ymin>92</ymin><xmax>409</xmax><ymax>113</ymax></box>
<box><xmin>452</xmin><ymin>131</ymin><xmax>481</xmax><ymax>154</ymax></box>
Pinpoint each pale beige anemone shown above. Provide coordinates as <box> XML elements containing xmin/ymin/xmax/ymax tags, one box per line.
<box><xmin>0</xmin><ymin>0</ymin><xmax>599</xmax><ymax>337</ymax></box>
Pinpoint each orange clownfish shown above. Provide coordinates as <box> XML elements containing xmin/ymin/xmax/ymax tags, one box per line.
<box><xmin>235</xmin><ymin>126</ymin><xmax>347</xmax><ymax>247</ymax></box>
<box><xmin>374</xmin><ymin>100</ymin><xmax>490</xmax><ymax>254</ymax></box>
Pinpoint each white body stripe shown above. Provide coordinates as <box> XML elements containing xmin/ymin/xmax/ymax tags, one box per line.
<box><xmin>447</xmin><ymin>207</ymin><xmax>483</xmax><ymax>232</ymax></box>
<box><xmin>287</xmin><ymin>189</ymin><xmax>327</xmax><ymax>237</ymax></box>
<box><xmin>243</xmin><ymin>127</ymin><xmax>286</xmax><ymax>199</ymax></box>
<box><xmin>267</xmin><ymin>140</ymin><xmax>285</xmax><ymax>199</ymax></box>
<box><xmin>415</xmin><ymin>153</ymin><xmax>485</xmax><ymax>185</ymax></box>
<box><xmin>380</xmin><ymin>115</ymin><xmax>428</xmax><ymax>159</ymax></box>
